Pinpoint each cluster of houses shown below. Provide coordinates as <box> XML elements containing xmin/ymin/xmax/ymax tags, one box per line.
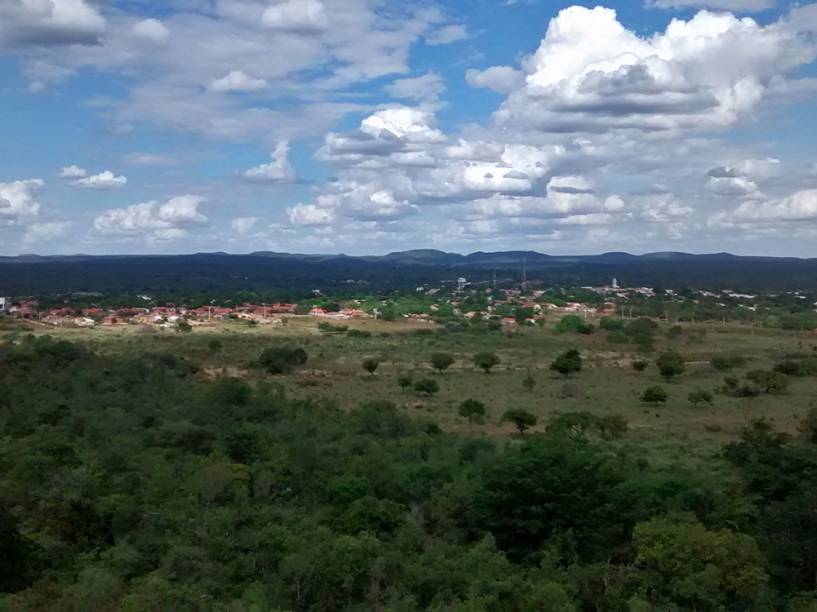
<box><xmin>0</xmin><ymin>300</ymin><xmax>320</xmax><ymax>329</ymax></box>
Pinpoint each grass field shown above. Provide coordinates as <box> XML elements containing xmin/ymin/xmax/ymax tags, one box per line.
<box><xmin>8</xmin><ymin>314</ymin><xmax>816</xmax><ymax>457</ymax></box>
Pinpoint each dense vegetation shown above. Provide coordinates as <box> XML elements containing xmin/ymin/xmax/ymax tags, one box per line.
<box><xmin>2</xmin><ymin>334</ymin><xmax>817</xmax><ymax>610</ymax></box>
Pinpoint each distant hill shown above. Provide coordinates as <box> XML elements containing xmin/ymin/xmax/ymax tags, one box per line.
<box><xmin>1</xmin><ymin>250</ymin><xmax>817</xmax><ymax>296</ymax></box>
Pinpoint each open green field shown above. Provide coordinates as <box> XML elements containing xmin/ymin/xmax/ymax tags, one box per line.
<box><xmin>12</xmin><ymin>315</ymin><xmax>816</xmax><ymax>451</ymax></box>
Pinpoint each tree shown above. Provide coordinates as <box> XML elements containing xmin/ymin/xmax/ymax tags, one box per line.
<box><xmin>362</xmin><ymin>358</ymin><xmax>379</xmax><ymax>377</ymax></box>
<box><xmin>550</xmin><ymin>349</ymin><xmax>582</xmax><ymax>377</ymax></box>
<box><xmin>414</xmin><ymin>378</ymin><xmax>439</xmax><ymax>396</ymax></box>
<box><xmin>656</xmin><ymin>351</ymin><xmax>685</xmax><ymax>381</ymax></box>
<box><xmin>688</xmin><ymin>389</ymin><xmax>713</xmax><ymax>407</ymax></box>
<box><xmin>177</xmin><ymin>320</ymin><xmax>192</xmax><ymax>333</ymax></box>
<box><xmin>632</xmin><ymin>360</ymin><xmax>648</xmax><ymax>373</ymax></box>
<box><xmin>522</xmin><ymin>372</ymin><xmax>536</xmax><ymax>392</ymax></box>
<box><xmin>431</xmin><ymin>352</ymin><xmax>455</xmax><ymax>373</ymax></box>
<box><xmin>746</xmin><ymin>369</ymin><xmax>789</xmax><ymax>394</ymax></box>
<box><xmin>207</xmin><ymin>339</ymin><xmax>222</xmax><ymax>352</ymax></box>
<box><xmin>458</xmin><ymin>399</ymin><xmax>487</xmax><ymax>424</ymax></box>
<box><xmin>474</xmin><ymin>352</ymin><xmax>501</xmax><ymax>374</ymax></box>
<box><xmin>642</xmin><ymin>386</ymin><xmax>668</xmax><ymax>405</ymax></box>
<box><xmin>633</xmin><ymin>515</ymin><xmax>768</xmax><ymax>610</ymax></box>
<box><xmin>502</xmin><ymin>409</ymin><xmax>537</xmax><ymax>434</ymax></box>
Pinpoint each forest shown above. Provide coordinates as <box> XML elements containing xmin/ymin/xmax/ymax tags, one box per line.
<box><xmin>2</xmin><ymin>326</ymin><xmax>817</xmax><ymax>611</ymax></box>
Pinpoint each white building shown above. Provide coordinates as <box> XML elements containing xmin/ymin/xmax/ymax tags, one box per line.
<box><xmin>0</xmin><ymin>297</ymin><xmax>7</xmax><ymax>313</ymax></box>
<box><xmin>457</xmin><ymin>277</ymin><xmax>467</xmax><ymax>291</ymax></box>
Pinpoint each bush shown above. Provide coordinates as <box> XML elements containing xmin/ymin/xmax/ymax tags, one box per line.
<box><xmin>550</xmin><ymin>349</ymin><xmax>582</xmax><ymax>377</ymax></box>
<box><xmin>656</xmin><ymin>351</ymin><xmax>685</xmax><ymax>381</ymax></box>
<box><xmin>473</xmin><ymin>352</ymin><xmax>501</xmax><ymax>374</ymax></box>
<box><xmin>711</xmin><ymin>355</ymin><xmax>747</xmax><ymax>371</ymax></box>
<box><xmin>599</xmin><ymin>317</ymin><xmax>625</xmax><ymax>332</ymax></box>
<box><xmin>746</xmin><ymin>370</ymin><xmax>788</xmax><ymax>394</ymax></box>
<box><xmin>430</xmin><ymin>352</ymin><xmax>455</xmax><ymax>373</ymax></box>
<box><xmin>555</xmin><ymin>315</ymin><xmax>594</xmax><ymax>335</ymax></box>
<box><xmin>607</xmin><ymin>331</ymin><xmax>630</xmax><ymax>344</ymax></box>
<box><xmin>559</xmin><ymin>382</ymin><xmax>584</xmax><ymax>400</ymax></box>
<box><xmin>257</xmin><ymin>347</ymin><xmax>308</xmax><ymax>374</ymax></box>
<box><xmin>642</xmin><ymin>386</ymin><xmax>668</xmax><ymax>404</ymax></box>
<box><xmin>347</xmin><ymin>329</ymin><xmax>372</xmax><ymax>339</ymax></box>
<box><xmin>458</xmin><ymin>399</ymin><xmax>487</xmax><ymax>424</ymax></box>
<box><xmin>632</xmin><ymin>360</ymin><xmax>649</xmax><ymax>373</ymax></box>
<box><xmin>362</xmin><ymin>358</ymin><xmax>379</xmax><ymax>376</ymax></box>
<box><xmin>208</xmin><ymin>339</ymin><xmax>222</xmax><ymax>352</ymax></box>
<box><xmin>688</xmin><ymin>389</ymin><xmax>714</xmax><ymax>407</ymax></box>
<box><xmin>397</xmin><ymin>373</ymin><xmax>413</xmax><ymax>391</ymax></box>
<box><xmin>414</xmin><ymin>378</ymin><xmax>439</xmax><ymax>396</ymax></box>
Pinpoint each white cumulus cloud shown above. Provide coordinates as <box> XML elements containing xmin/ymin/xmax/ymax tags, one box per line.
<box><xmin>73</xmin><ymin>170</ymin><xmax>128</xmax><ymax>190</ymax></box>
<box><xmin>243</xmin><ymin>141</ymin><xmax>296</xmax><ymax>183</ymax></box>
<box><xmin>262</xmin><ymin>0</ymin><xmax>327</xmax><ymax>32</ymax></box>
<box><xmin>210</xmin><ymin>70</ymin><xmax>267</xmax><ymax>93</ymax></box>
<box><xmin>94</xmin><ymin>195</ymin><xmax>207</xmax><ymax>240</ymax></box>
<box><xmin>0</xmin><ymin>0</ymin><xmax>106</xmax><ymax>47</ymax></box>
<box><xmin>0</xmin><ymin>179</ymin><xmax>44</xmax><ymax>222</ymax></box>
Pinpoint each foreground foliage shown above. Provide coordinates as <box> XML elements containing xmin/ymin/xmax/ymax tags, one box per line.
<box><xmin>1</xmin><ymin>335</ymin><xmax>816</xmax><ymax>610</ymax></box>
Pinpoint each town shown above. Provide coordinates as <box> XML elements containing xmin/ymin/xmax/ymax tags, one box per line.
<box><xmin>2</xmin><ymin>276</ymin><xmax>816</xmax><ymax>333</ymax></box>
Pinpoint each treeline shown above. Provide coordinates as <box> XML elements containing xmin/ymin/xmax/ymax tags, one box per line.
<box><xmin>2</xmin><ymin>336</ymin><xmax>817</xmax><ymax>610</ymax></box>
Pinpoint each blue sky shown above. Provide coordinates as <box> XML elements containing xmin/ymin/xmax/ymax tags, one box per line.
<box><xmin>1</xmin><ymin>0</ymin><xmax>817</xmax><ymax>256</ymax></box>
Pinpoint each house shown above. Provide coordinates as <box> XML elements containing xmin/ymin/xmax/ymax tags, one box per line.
<box><xmin>0</xmin><ymin>297</ymin><xmax>7</xmax><ymax>313</ymax></box>
<box><xmin>309</xmin><ymin>307</ymin><xmax>327</xmax><ymax>317</ymax></box>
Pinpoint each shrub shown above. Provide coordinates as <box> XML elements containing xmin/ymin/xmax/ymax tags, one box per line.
<box><xmin>711</xmin><ymin>355</ymin><xmax>747</xmax><ymax>371</ymax></box>
<box><xmin>397</xmin><ymin>373</ymin><xmax>413</xmax><ymax>391</ymax></box>
<box><xmin>208</xmin><ymin>339</ymin><xmax>222</xmax><ymax>352</ymax></box>
<box><xmin>599</xmin><ymin>317</ymin><xmax>625</xmax><ymax>332</ymax></box>
<box><xmin>642</xmin><ymin>386</ymin><xmax>668</xmax><ymax>404</ymax></box>
<box><xmin>559</xmin><ymin>382</ymin><xmax>584</xmax><ymax>400</ymax></box>
<box><xmin>607</xmin><ymin>331</ymin><xmax>630</xmax><ymax>344</ymax></box>
<box><xmin>550</xmin><ymin>349</ymin><xmax>582</xmax><ymax>377</ymax></box>
<box><xmin>656</xmin><ymin>351</ymin><xmax>685</xmax><ymax>381</ymax></box>
<box><xmin>688</xmin><ymin>389</ymin><xmax>714</xmax><ymax>407</ymax></box>
<box><xmin>257</xmin><ymin>347</ymin><xmax>308</xmax><ymax>374</ymax></box>
<box><xmin>430</xmin><ymin>352</ymin><xmax>455</xmax><ymax>373</ymax></box>
<box><xmin>414</xmin><ymin>378</ymin><xmax>439</xmax><ymax>396</ymax></box>
<box><xmin>347</xmin><ymin>329</ymin><xmax>372</xmax><ymax>339</ymax></box>
<box><xmin>555</xmin><ymin>315</ymin><xmax>594</xmax><ymax>335</ymax></box>
<box><xmin>522</xmin><ymin>373</ymin><xmax>536</xmax><ymax>392</ymax></box>
<box><xmin>632</xmin><ymin>360</ymin><xmax>649</xmax><ymax>373</ymax></box>
<box><xmin>458</xmin><ymin>399</ymin><xmax>487</xmax><ymax>424</ymax></box>
<box><xmin>746</xmin><ymin>370</ymin><xmax>788</xmax><ymax>394</ymax></box>
<box><xmin>473</xmin><ymin>352</ymin><xmax>501</xmax><ymax>374</ymax></box>
<box><xmin>362</xmin><ymin>358</ymin><xmax>379</xmax><ymax>376</ymax></box>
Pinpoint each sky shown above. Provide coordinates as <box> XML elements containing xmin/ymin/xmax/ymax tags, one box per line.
<box><xmin>1</xmin><ymin>0</ymin><xmax>817</xmax><ymax>257</ymax></box>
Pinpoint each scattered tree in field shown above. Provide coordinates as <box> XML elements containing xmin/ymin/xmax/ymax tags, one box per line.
<box><xmin>458</xmin><ymin>399</ymin><xmax>487</xmax><ymax>424</ymax></box>
<box><xmin>362</xmin><ymin>358</ymin><xmax>379</xmax><ymax>377</ymax></box>
<box><xmin>550</xmin><ymin>349</ymin><xmax>582</xmax><ymax>377</ymax></box>
<box><xmin>502</xmin><ymin>409</ymin><xmax>538</xmax><ymax>434</ymax></box>
<box><xmin>177</xmin><ymin>320</ymin><xmax>192</xmax><ymax>333</ymax></box>
<box><xmin>746</xmin><ymin>370</ymin><xmax>788</xmax><ymax>394</ymax></box>
<box><xmin>666</xmin><ymin>325</ymin><xmax>683</xmax><ymax>339</ymax></box>
<box><xmin>642</xmin><ymin>386</ymin><xmax>668</xmax><ymax>405</ymax></box>
<box><xmin>414</xmin><ymin>378</ymin><xmax>439</xmax><ymax>396</ymax></box>
<box><xmin>473</xmin><ymin>352</ymin><xmax>501</xmax><ymax>374</ymax></box>
<box><xmin>522</xmin><ymin>372</ymin><xmax>536</xmax><ymax>392</ymax></box>
<box><xmin>397</xmin><ymin>373</ymin><xmax>413</xmax><ymax>391</ymax></box>
<box><xmin>632</xmin><ymin>360</ymin><xmax>649</xmax><ymax>373</ymax></box>
<box><xmin>688</xmin><ymin>389</ymin><xmax>714</xmax><ymax>407</ymax></box>
<box><xmin>656</xmin><ymin>351</ymin><xmax>685</xmax><ymax>381</ymax></box>
<box><xmin>431</xmin><ymin>352</ymin><xmax>455</xmax><ymax>373</ymax></box>
<box><xmin>208</xmin><ymin>339</ymin><xmax>222</xmax><ymax>352</ymax></box>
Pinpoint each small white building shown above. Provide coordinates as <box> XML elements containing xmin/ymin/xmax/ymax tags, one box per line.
<box><xmin>0</xmin><ymin>297</ymin><xmax>6</xmax><ymax>313</ymax></box>
<box><xmin>457</xmin><ymin>277</ymin><xmax>467</xmax><ymax>291</ymax></box>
